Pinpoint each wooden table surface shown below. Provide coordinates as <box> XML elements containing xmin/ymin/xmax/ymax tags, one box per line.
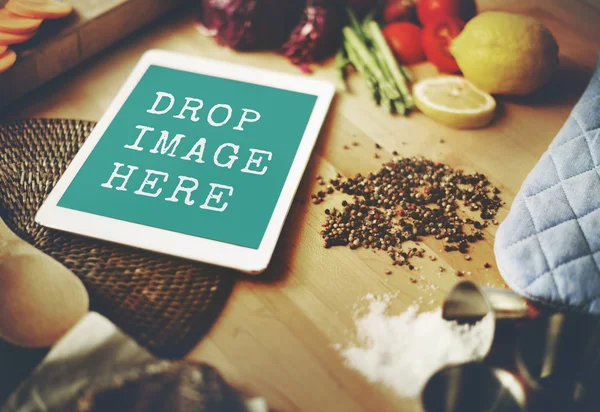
<box><xmin>5</xmin><ymin>1</ymin><xmax>600</xmax><ymax>410</ymax></box>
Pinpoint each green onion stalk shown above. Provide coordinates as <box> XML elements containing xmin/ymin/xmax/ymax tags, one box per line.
<box><xmin>337</xmin><ymin>10</ymin><xmax>414</xmax><ymax>116</ymax></box>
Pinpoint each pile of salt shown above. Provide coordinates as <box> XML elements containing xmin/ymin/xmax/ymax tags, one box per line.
<box><xmin>337</xmin><ymin>294</ymin><xmax>494</xmax><ymax>398</ymax></box>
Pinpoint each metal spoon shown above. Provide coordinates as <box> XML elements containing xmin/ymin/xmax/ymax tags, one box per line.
<box><xmin>442</xmin><ymin>281</ymin><xmax>529</xmax><ymax>325</ymax></box>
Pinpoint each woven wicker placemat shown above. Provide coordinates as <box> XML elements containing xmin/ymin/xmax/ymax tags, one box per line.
<box><xmin>0</xmin><ymin>119</ymin><xmax>235</xmax><ymax>358</ymax></box>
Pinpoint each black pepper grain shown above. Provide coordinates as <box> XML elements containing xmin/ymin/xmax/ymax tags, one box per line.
<box><xmin>313</xmin><ymin>156</ymin><xmax>503</xmax><ymax>267</ymax></box>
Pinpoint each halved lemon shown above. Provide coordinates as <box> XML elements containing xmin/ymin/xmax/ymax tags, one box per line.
<box><xmin>413</xmin><ymin>76</ymin><xmax>496</xmax><ymax>129</ymax></box>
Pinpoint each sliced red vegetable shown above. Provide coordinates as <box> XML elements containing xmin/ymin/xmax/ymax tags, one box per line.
<box><xmin>383</xmin><ymin>22</ymin><xmax>425</xmax><ymax>65</ymax></box>
<box><xmin>421</xmin><ymin>17</ymin><xmax>464</xmax><ymax>73</ymax></box>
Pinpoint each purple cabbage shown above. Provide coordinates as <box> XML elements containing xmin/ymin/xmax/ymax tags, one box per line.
<box><xmin>280</xmin><ymin>0</ymin><xmax>343</xmax><ymax>71</ymax></box>
<box><xmin>199</xmin><ymin>0</ymin><xmax>305</xmax><ymax>51</ymax></box>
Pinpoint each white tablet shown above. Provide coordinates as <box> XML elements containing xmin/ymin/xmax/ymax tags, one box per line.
<box><xmin>36</xmin><ymin>49</ymin><xmax>335</xmax><ymax>274</ymax></box>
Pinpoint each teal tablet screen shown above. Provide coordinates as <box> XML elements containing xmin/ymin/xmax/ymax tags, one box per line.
<box><xmin>58</xmin><ymin>65</ymin><xmax>318</xmax><ymax>249</ymax></box>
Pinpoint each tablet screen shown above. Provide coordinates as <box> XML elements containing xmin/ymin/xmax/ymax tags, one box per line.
<box><xmin>57</xmin><ymin>64</ymin><xmax>318</xmax><ymax>249</ymax></box>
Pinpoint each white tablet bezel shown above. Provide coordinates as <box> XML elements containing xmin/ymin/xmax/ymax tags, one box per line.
<box><xmin>35</xmin><ymin>49</ymin><xmax>335</xmax><ymax>274</ymax></box>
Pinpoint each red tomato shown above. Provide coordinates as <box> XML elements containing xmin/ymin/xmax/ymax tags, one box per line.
<box><xmin>383</xmin><ymin>22</ymin><xmax>425</xmax><ymax>65</ymax></box>
<box><xmin>417</xmin><ymin>0</ymin><xmax>476</xmax><ymax>25</ymax></box>
<box><xmin>421</xmin><ymin>17</ymin><xmax>464</xmax><ymax>73</ymax></box>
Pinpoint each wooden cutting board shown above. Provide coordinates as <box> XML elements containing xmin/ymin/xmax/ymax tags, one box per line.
<box><xmin>0</xmin><ymin>0</ymin><xmax>188</xmax><ymax>108</ymax></box>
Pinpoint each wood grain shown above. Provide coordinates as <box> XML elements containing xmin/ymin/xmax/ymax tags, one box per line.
<box><xmin>4</xmin><ymin>1</ymin><xmax>600</xmax><ymax>411</ymax></box>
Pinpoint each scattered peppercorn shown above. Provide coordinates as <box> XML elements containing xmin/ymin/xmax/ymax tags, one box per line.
<box><xmin>484</xmin><ymin>262</ymin><xmax>492</xmax><ymax>269</ymax></box>
<box><xmin>410</xmin><ymin>277</ymin><xmax>417</xmax><ymax>283</ymax></box>
<box><xmin>464</xmin><ymin>255</ymin><xmax>472</xmax><ymax>261</ymax></box>
<box><xmin>374</xmin><ymin>153</ymin><xmax>380</xmax><ymax>159</ymax></box>
<box><xmin>343</xmin><ymin>145</ymin><xmax>349</xmax><ymax>150</ymax></box>
<box><xmin>314</xmin><ymin>156</ymin><xmax>503</xmax><ymax>266</ymax></box>
<box><xmin>392</xmin><ymin>150</ymin><xmax>398</xmax><ymax>155</ymax></box>
<box><xmin>456</xmin><ymin>270</ymin><xmax>465</xmax><ymax>277</ymax></box>
<box><xmin>385</xmin><ymin>270</ymin><xmax>392</xmax><ymax>275</ymax></box>
<box><xmin>375</xmin><ymin>143</ymin><xmax>382</xmax><ymax>149</ymax></box>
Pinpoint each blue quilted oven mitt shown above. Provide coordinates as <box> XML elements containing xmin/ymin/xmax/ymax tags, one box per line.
<box><xmin>495</xmin><ymin>56</ymin><xmax>600</xmax><ymax>313</ymax></box>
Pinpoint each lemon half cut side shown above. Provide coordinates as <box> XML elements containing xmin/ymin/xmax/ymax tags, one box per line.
<box><xmin>414</xmin><ymin>76</ymin><xmax>497</xmax><ymax>130</ymax></box>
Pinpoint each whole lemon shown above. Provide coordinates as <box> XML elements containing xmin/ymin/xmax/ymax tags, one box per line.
<box><xmin>449</xmin><ymin>11</ymin><xmax>559</xmax><ymax>95</ymax></box>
